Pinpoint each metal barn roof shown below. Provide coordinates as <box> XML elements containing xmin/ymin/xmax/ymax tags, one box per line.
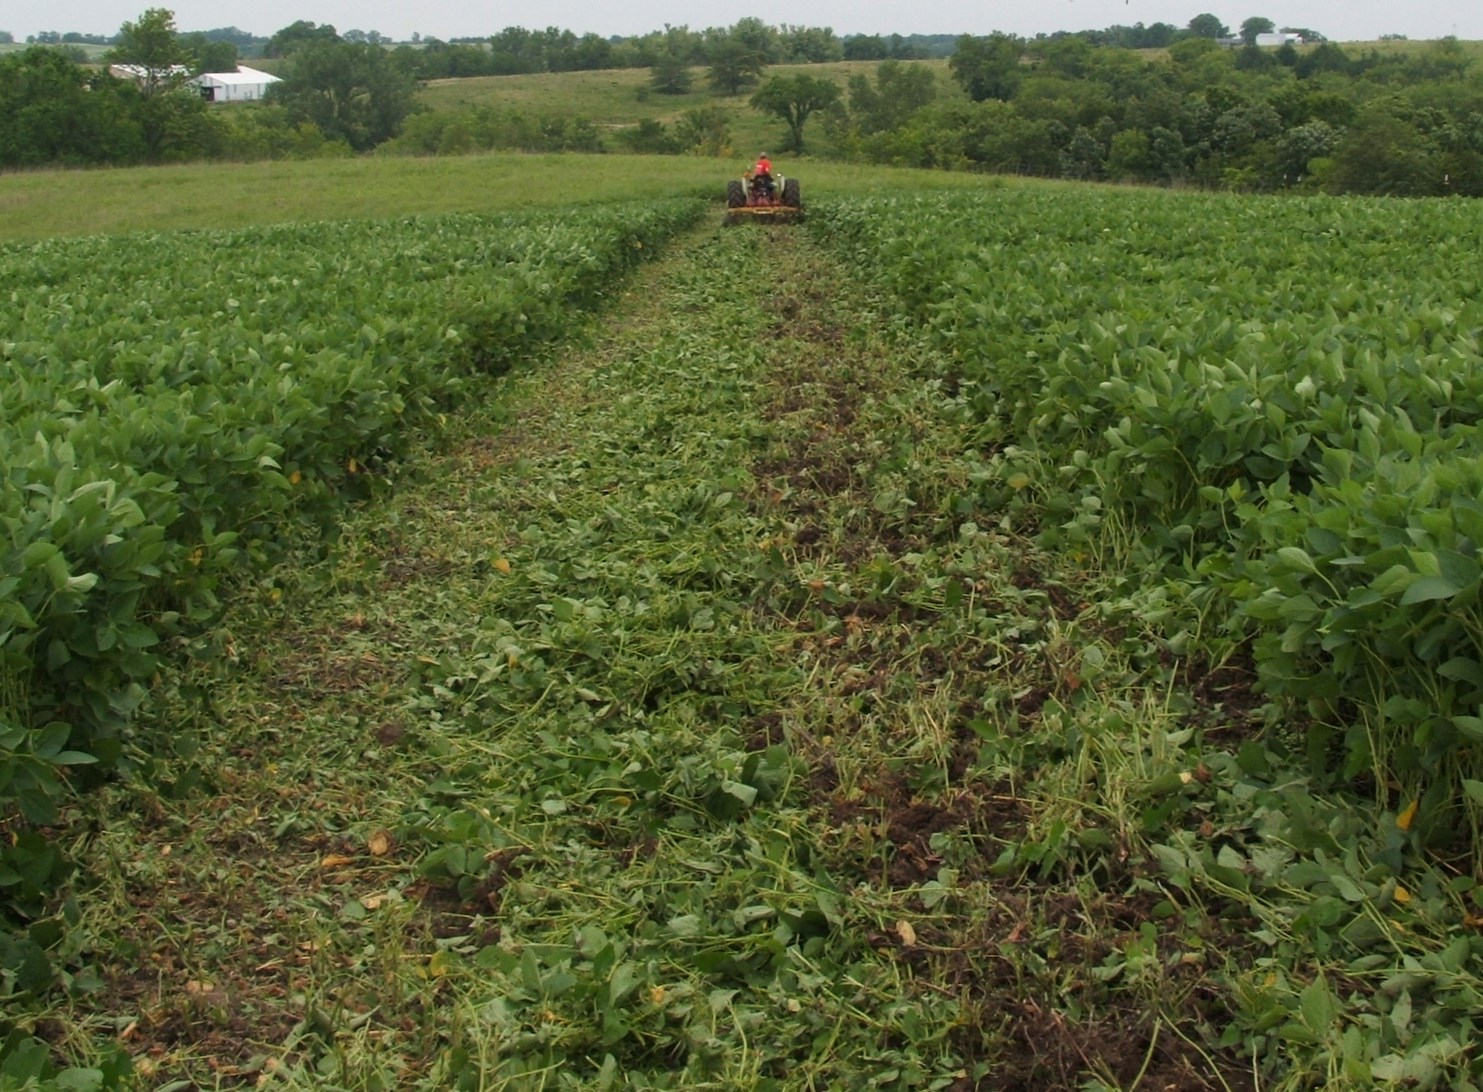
<box><xmin>196</xmin><ymin>66</ymin><xmax>282</xmax><ymax>86</ymax></box>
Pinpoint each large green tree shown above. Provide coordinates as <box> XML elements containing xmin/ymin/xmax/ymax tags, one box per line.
<box><xmin>1187</xmin><ymin>13</ymin><xmax>1230</xmax><ymax>38</ymax></box>
<box><xmin>950</xmin><ymin>33</ymin><xmax>1025</xmax><ymax>102</ymax></box>
<box><xmin>706</xmin><ymin>32</ymin><xmax>767</xmax><ymax>95</ymax></box>
<box><xmin>107</xmin><ymin>7</ymin><xmax>188</xmax><ymax>94</ymax></box>
<box><xmin>848</xmin><ymin>60</ymin><xmax>937</xmax><ymax>135</ymax></box>
<box><xmin>107</xmin><ymin>9</ymin><xmax>215</xmax><ymax>160</ymax></box>
<box><xmin>1240</xmin><ymin>17</ymin><xmax>1276</xmax><ymax>45</ymax></box>
<box><xmin>0</xmin><ymin>47</ymin><xmax>144</xmax><ymax>166</ymax></box>
<box><xmin>729</xmin><ymin>18</ymin><xmax>780</xmax><ymax>63</ymax></box>
<box><xmin>1328</xmin><ymin>107</ymin><xmax>1442</xmax><ymax>196</ymax></box>
<box><xmin>750</xmin><ymin>72</ymin><xmax>840</xmax><ymax>152</ymax></box>
<box><xmin>181</xmin><ymin>32</ymin><xmax>238</xmax><ymax>74</ymax></box>
<box><xmin>648</xmin><ymin>51</ymin><xmax>693</xmax><ymax>95</ymax></box>
<box><xmin>268</xmin><ymin>39</ymin><xmax>416</xmax><ymax>150</ymax></box>
<box><xmin>264</xmin><ymin>19</ymin><xmax>340</xmax><ymax>58</ymax></box>
<box><xmin>778</xmin><ymin>26</ymin><xmax>841</xmax><ymax>64</ymax></box>
<box><xmin>843</xmin><ymin>34</ymin><xmax>886</xmax><ymax>61</ymax></box>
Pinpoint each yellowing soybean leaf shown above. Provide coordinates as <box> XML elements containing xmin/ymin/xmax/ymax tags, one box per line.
<box><xmin>1396</xmin><ymin>800</ymin><xmax>1419</xmax><ymax>831</ymax></box>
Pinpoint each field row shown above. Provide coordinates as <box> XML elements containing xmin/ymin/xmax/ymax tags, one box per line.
<box><xmin>0</xmin><ymin>200</ymin><xmax>702</xmax><ymax>834</ymax></box>
<box><xmin>810</xmin><ymin>188</ymin><xmax>1483</xmax><ymax>833</ymax></box>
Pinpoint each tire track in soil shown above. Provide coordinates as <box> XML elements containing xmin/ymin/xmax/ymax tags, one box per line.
<box><xmin>738</xmin><ymin>225</ymin><xmax>1254</xmax><ymax>1092</ymax></box>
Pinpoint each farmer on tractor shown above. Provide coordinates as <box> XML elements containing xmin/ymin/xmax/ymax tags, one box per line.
<box><xmin>724</xmin><ymin>155</ymin><xmax>801</xmax><ymax>223</ymax></box>
<box><xmin>752</xmin><ymin>153</ymin><xmax>774</xmax><ymax>198</ymax></box>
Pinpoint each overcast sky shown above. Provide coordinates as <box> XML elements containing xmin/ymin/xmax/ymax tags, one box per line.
<box><xmin>7</xmin><ymin>0</ymin><xmax>1478</xmax><ymax>45</ymax></box>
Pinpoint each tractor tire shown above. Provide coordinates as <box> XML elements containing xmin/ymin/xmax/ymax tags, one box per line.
<box><xmin>781</xmin><ymin>177</ymin><xmax>801</xmax><ymax>208</ymax></box>
<box><xmin>727</xmin><ymin>180</ymin><xmax>746</xmax><ymax>208</ymax></box>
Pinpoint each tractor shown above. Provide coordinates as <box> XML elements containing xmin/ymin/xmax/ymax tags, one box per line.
<box><xmin>725</xmin><ymin>168</ymin><xmax>802</xmax><ymax>225</ymax></box>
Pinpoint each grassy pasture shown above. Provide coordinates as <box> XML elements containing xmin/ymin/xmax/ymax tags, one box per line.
<box><xmin>414</xmin><ymin>60</ymin><xmax>959</xmax><ymax>157</ymax></box>
<box><xmin>0</xmin><ymin>153</ymin><xmax>1003</xmax><ymax>241</ymax></box>
<box><xmin>415</xmin><ymin>60</ymin><xmax>952</xmax><ymax>119</ymax></box>
<box><xmin>1343</xmin><ymin>36</ymin><xmax>1483</xmax><ymax>57</ymax></box>
<box><xmin>0</xmin><ymin>42</ymin><xmax>110</xmax><ymax>59</ymax></box>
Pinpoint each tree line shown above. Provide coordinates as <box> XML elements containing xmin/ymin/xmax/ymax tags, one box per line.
<box><xmin>2</xmin><ymin>8</ymin><xmax>1480</xmax><ymax>199</ymax></box>
<box><xmin>833</xmin><ymin>31</ymin><xmax>1481</xmax><ymax>196</ymax></box>
<box><xmin>385</xmin><ymin>23</ymin><xmax>1483</xmax><ymax>199</ymax></box>
<box><xmin>1</xmin><ymin>18</ymin><xmax>955</xmax><ymax>73</ymax></box>
<box><xmin>261</xmin><ymin>22</ymin><xmax>958</xmax><ymax>82</ymax></box>
<box><xmin>0</xmin><ymin>10</ymin><xmax>372</xmax><ymax>166</ymax></box>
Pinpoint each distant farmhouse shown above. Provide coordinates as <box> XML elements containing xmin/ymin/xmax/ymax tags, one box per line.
<box><xmin>107</xmin><ymin>62</ymin><xmax>191</xmax><ymax>85</ymax></box>
<box><xmin>107</xmin><ymin>63</ymin><xmax>281</xmax><ymax>102</ymax></box>
<box><xmin>1218</xmin><ymin>31</ymin><xmax>1305</xmax><ymax>47</ymax></box>
<box><xmin>192</xmin><ymin>66</ymin><xmax>281</xmax><ymax>102</ymax></box>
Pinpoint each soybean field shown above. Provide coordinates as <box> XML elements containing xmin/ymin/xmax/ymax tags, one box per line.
<box><xmin>3</xmin><ymin>178</ymin><xmax>1483</xmax><ymax>1091</ymax></box>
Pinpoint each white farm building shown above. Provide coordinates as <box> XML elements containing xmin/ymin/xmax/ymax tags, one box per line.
<box><xmin>192</xmin><ymin>66</ymin><xmax>282</xmax><ymax>103</ymax></box>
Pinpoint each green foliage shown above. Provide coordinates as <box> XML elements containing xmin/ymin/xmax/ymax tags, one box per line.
<box><xmin>11</xmin><ymin>172</ymin><xmax>1483</xmax><ymax>1090</ymax></box>
<box><xmin>706</xmin><ymin>33</ymin><xmax>768</xmax><ymax>96</ymax></box>
<box><xmin>0</xmin><ymin>21</ymin><xmax>272</xmax><ymax>169</ymax></box>
<box><xmin>180</xmin><ymin>32</ymin><xmax>237</xmax><ymax>75</ymax></box>
<box><xmin>0</xmin><ymin>1030</ymin><xmax>131</xmax><ymax>1090</ymax></box>
<box><xmin>1327</xmin><ymin>105</ymin><xmax>1447</xmax><ymax>196</ymax></box>
<box><xmin>210</xmin><ymin>103</ymin><xmax>349</xmax><ymax>160</ymax></box>
<box><xmin>0</xmin><ymin>199</ymin><xmax>704</xmax><ymax>977</ymax></box>
<box><xmin>790</xmin><ymin>184</ymin><xmax>1483</xmax><ymax>1088</ymax></box>
<box><xmin>749</xmin><ymin>73</ymin><xmax>841</xmax><ymax>152</ymax></box>
<box><xmin>268</xmin><ymin>39</ymin><xmax>417</xmax><ymax>151</ymax></box>
<box><xmin>779</xmin><ymin>25</ymin><xmax>842</xmax><ymax>64</ymax></box>
<box><xmin>1240</xmin><ymin>16</ymin><xmax>1277</xmax><ymax>45</ymax></box>
<box><xmin>105</xmin><ymin>7</ymin><xmax>188</xmax><ymax>94</ymax></box>
<box><xmin>1188</xmin><ymin>13</ymin><xmax>1231</xmax><ymax>39</ymax></box>
<box><xmin>10</xmin><ymin>14</ymin><xmax>1481</xmax><ymax>200</ymax></box>
<box><xmin>129</xmin><ymin>82</ymin><xmax>216</xmax><ymax>161</ymax></box>
<box><xmin>380</xmin><ymin>108</ymin><xmax>606</xmax><ymax>156</ymax></box>
<box><xmin>845</xmin><ymin>60</ymin><xmax>938</xmax><ymax>137</ymax></box>
<box><xmin>1105</xmin><ymin>127</ymin><xmax>1151</xmax><ymax>179</ymax></box>
<box><xmin>97</xmin><ymin>10</ymin><xmax>211</xmax><ymax>162</ymax></box>
<box><xmin>646</xmin><ymin>53</ymin><xmax>692</xmax><ymax>96</ymax></box>
<box><xmin>263</xmin><ymin>18</ymin><xmax>340</xmax><ymax>59</ymax></box>
<box><xmin>241</xmin><ymin>222</ymin><xmax>977</xmax><ymax>1089</ymax></box>
<box><xmin>673</xmin><ymin>106</ymin><xmax>732</xmax><ymax>156</ymax></box>
<box><xmin>0</xmin><ymin>49</ymin><xmax>145</xmax><ymax>167</ymax></box>
<box><xmin>809</xmin><ymin>187</ymin><xmax>1483</xmax><ymax>834</ymax></box>
<box><xmin>833</xmin><ymin>33</ymin><xmax>1481</xmax><ymax>199</ymax></box>
<box><xmin>615</xmin><ymin>117</ymin><xmax>683</xmax><ymax>155</ymax></box>
<box><xmin>949</xmin><ymin>32</ymin><xmax>1025</xmax><ymax>102</ymax></box>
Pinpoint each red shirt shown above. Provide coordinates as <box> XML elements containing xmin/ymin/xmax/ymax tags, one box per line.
<box><xmin>756</xmin><ymin>157</ymin><xmax>772</xmax><ymax>175</ymax></box>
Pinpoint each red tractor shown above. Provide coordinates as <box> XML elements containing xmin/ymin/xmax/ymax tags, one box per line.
<box><xmin>725</xmin><ymin>168</ymin><xmax>802</xmax><ymax>224</ymax></box>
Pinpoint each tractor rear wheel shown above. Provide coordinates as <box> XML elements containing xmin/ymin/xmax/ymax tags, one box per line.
<box><xmin>726</xmin><ymin>180</ymin><xmax>745</xmax><ymax>208</ymax></box>
<box><xmin>781</xmin><ymin>178</ymin><xmax>801</xmax><ymax>208</ymax></box>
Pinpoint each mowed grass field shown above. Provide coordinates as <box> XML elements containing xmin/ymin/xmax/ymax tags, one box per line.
<box><xmin>0</xmin><ymin>153</ymin><xmax>1009</xmax><ymax>241</ymax></box>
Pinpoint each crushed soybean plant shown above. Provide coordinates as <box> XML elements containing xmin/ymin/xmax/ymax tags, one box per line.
<box><xmin>2</xmin><ymin>185</ymin><xmax>1482</xmax><ymax>1092</ymax></box>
